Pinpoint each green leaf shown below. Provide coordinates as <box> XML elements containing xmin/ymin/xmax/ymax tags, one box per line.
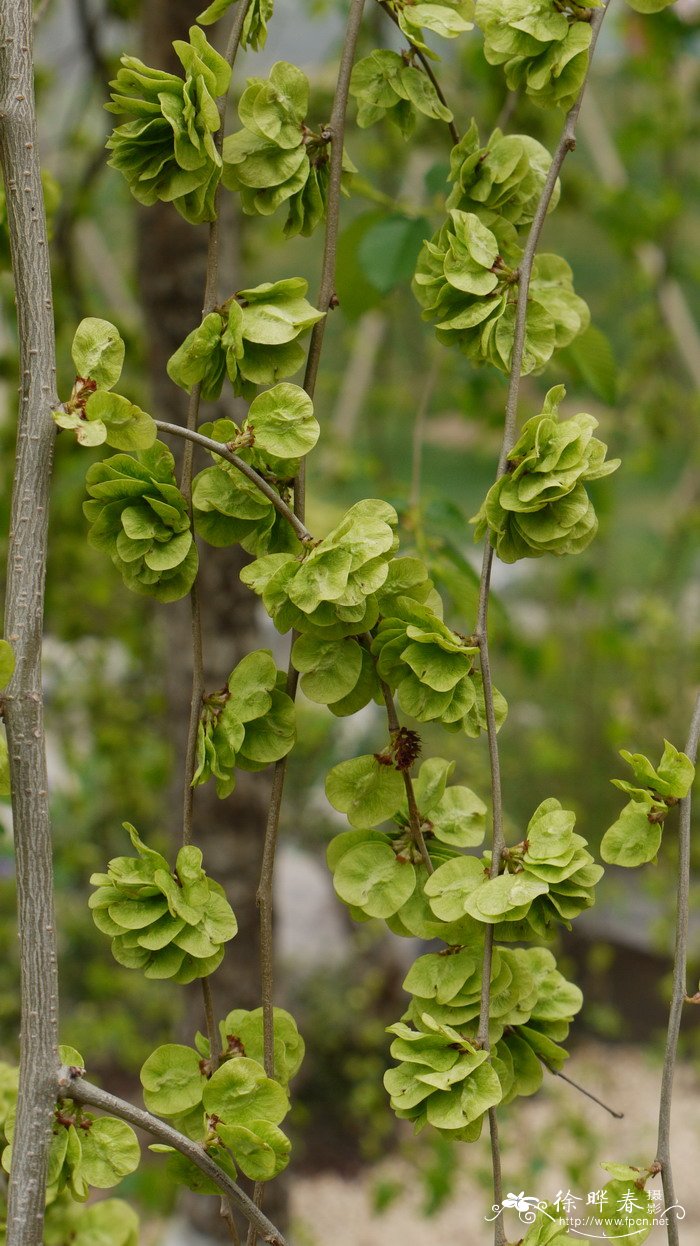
<box><xmin>197</xmin><ymin>0</ymin><xmax>235</xmax><ymax>22</ymax></box>
<box><xmin>140</xmin><ymin>1044</ymin><xmax>207</xmax><ymax>1115</ymax></box>
<box><xmin>292</xmin><ymin>634</ymin><xmax>363</xmax><ymax>705</ymax></box>
<box><xmin>335</xmin><ymin>213</ymin><xmax>385</xmax><ymax>321</ymax></box>
<box><xmin>326</xmin><ymin>828</ymin><xmax>391</xmax><ymax>872</ymax></box>
<box><xmin>216</xmin><ymin>1118</ymin><xmax>291</xmax><ymax>1181</ymax></box>
<box><xmin>219</xmin><ymin>1007</ymin><xmax>304</xmax><ymax>1086</ymax></box>
<box><xmin>655</xmin><ymin>740</ymin><xmax>696</xmax><ymax>798</ymax></box>
<box><xmin>465</xmin><ymin>872</ymin><xmax>548</xmax><ymax>922</ymax></box>
<box><xmin>70</xmin><ymin>1198</ymin><xmax>140</xmax><ymax>1246</ymax></box>
<box><xmin>458</xmin><ymin>1060</ymin><xmax>502</xmax><ymax>1125</ymax></box>
<box><xmin>71</xmin><ymin>318</ymin><xmax>125</xmax><ymax>389</ymax></box>
<box><xmin>525</xmin><ymin>800</ymin><xmax>576</xmax><ymax>861</ymax></box>
<box><xmin>59</xmin><ymin>1045</ymin><xmax>85</xmax><ymax>1068</ymax></box>
<box><xmin>560</xmin><ymin>324</ymin><xmax>617</xmax><ymax>405</ymax></box>
<box><xmin>78</xmin><ymin>1117</ymin><xmax>140</xmax><ymax>1188</ymax></box>
<box><xmin>430</xmin><ymin>786</ymin><xmax>487</xmax><ymax>847</ymax></box>
<box><xmin>619</xmin><ymin>740</ymin><xmax>695</xmax><ymax>801</ymax></box>
<box><xmin>227</xmin><ymin>649</ymin><xmax>277</xmax><ymax>720</ymax></box>
<box><xmin>65</xmin><ymin>1123</ymin><xmax>88</xmax><ymax>1199</ymax></box>
<box><xmin>333</xmin><ymin>841</ymin><xmax>416</xmax><ymax>919</ymax></box>
<box><xmin>503</xmin><ymin>1032</ymin><xmax>544</xmax><ymax>1099</ymax></box>
<box><xmin>167</xmin><ymin>313</ymin><xmax>225</xmax><ymax>395</ymax></box>
<box><xmin>152</xmin><ymin>1144</ymin><xmax>235</xmax><ymax>1194</ymax></box>
<box><xmin>325</xmin><ymin>754</ymin><xmax>406</xmax><ymax>828</ymax></box>
<box><xmin>202</xmin><ymin>1056</ymin><xmax>289</xmax><ymax>1127</ymax></box>
<box><xmin>600</xmin><ymin>800</ymin><xmax>663</xmax><ymax>868</ymax></box>
<box><xmin>358</xmin><ymin>214</ymin><xmax>431</xmax><ymax>295</ymax></box>
<box><xmin>423</xmin><ymin>855</ymin><xmax>485</xmax><ymax>923</ymax></box>
<box><xmin>597</xmin><ymin>1180</ymin><xmax>654</xmax><ymax>1246</ymax></box>
<box><xmin>600</xmin><ymin>1161</ymin><xmax>651</xmax><ymax>1184</ymax></box>
<box><xmin>238</xmin><ymin>687</ymin><xmax>295</xmax><ymax>767</ymax></box>
<box><xmin>625</xmin><ymin>0</ymin><xmax>675</xmax><ymax>10</ymax></box>
<box><xmin>245</xmin><ymin>383</ymin><xmax>319</xmax><ymax>458</ymax></box>
<box><xmin>85</xmin><ymin>391</ymin><xmax>157</xmax><ymax>451</ymax></box>
<box><xmin>411</xmin><ymin>757</ymin><xmax>455</xmax><ymax>814</ymax></box>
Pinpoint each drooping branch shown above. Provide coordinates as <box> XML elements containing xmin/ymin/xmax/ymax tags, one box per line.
<box><xmin>249</xmin><ymin>10</ymin><xmax>368</xmax><ymax>1239</ymax></box>
<box><xmin>377</xmin><ymin>0</ymin><xmax>459</xmax><ymax>146</ymax></box>
<box><xmin>255</xmin><ymin>0</ymin><xmax>369</xmax><ymax>1066</ymax></box>
<box><xmin>544</xmin><ymin>1062</ymin><xmax>624</xmax><ymax>1119</ymax></box>
<box><xmin>179</xmin><ymin>0</ymin><xmax>254</xmax><ymax>849</ymax></box>
<box><xmin>655</xmin><ymin>690</ymin><xmax>700</xmax><ymax>1246</ymax></box>
<box><xmin>494</xmin><ymin>5</ymin><xmax>610</xmax><ymax>482</ymax></box>
<box><xmin>0</xmin><ymin>4</ymin><xmax>61</xmax><ymax>1243</ymax></box>
<box><xmin>471</xmin><ymin>10</ymin><xmax>611</xmax><ymax>1242</ymax></box>
<box><xmin>61</xmin><ymin>1071</ymin><xmax>288</xmax><ymax>1246</ymax></box>
<box><xmin>300</xmin><ymin>0</ymin><xmax>368</xmax><ymax>449</ymax></box>
<box><xmin>154</xmin><ymin>420</ymin><xmax>315</xmax><ymax>545</ymax></box>
<box><xmin>474</xmin><ymin>0</ymin><xmax>612</xmax><ymax>1019</ymax></box>
<box><xmin>372</xmin><ymin>657</ymin><xmax>434</xmax><ymax>874</ymax></box>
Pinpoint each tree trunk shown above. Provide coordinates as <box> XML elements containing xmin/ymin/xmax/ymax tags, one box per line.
<box><xmin>138</xmin><ymin>3</ymin><xmax>285</xmax><ymax>1238</ymax></box>
<box><xmin>0</xmin><ymin>4</ymin><xmax>60</xmax><ymax>1242</ymax></box>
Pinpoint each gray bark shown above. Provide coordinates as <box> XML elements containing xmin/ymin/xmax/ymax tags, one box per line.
<box><xmin>0</xmin><ymin>2</ymin><xmax>60</xmax><ymax>1243</ymax></box>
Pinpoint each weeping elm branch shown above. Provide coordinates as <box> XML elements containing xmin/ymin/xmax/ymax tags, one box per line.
<box><xmin>472</xmin><ymin>6</ymin><xmax>612</xmax><ymax>1241</ymax></box>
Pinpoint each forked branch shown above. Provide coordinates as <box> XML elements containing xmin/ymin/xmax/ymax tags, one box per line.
<box><xmin>62</xmin><ymin>1071</ymin><xmax>288</xmax><ymax>1246</ymax></box>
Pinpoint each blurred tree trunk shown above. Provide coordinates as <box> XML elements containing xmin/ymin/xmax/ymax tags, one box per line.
<box><xmin>138</xmin><ymin>2</ymin><xmax>286</xmax><ymax>1237</ymax></box>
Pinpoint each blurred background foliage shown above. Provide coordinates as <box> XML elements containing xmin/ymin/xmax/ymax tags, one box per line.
<box><xmin>0</xmin><ymin>0</ymin><xmax>699</xmax><ymax>1227</ymax></box>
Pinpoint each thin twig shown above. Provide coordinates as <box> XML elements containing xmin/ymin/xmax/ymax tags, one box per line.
<box><xmin>250</xmin><ymin>10</ymin><xmax>368</xmax><ymax>1240</ymax></box>
<box><xmin>0</xmin><ymin>4</ymin><xmax>61</xmax><ymax>1242</ymax></box>
<box><xmin>154</xmin><ymin>421</ymin><xmax>314</xmax><ymax>545</ymax></box>
<box><xmin>257</xmin><ymin>756</ymin><xmax>289</xmax><ymax>1080</ymax></box>
<box><xmin>202</xmin><ymin>976</ymin><xmax>219</xmax><ymax>1061</ymax></box>
<box><xmin>409</xmin><ymin>360</ymin><xmax>437</xmax><ymax>516</ymax></box>
<box><xmin>60</xmin><ymin>1071</ymin><xmax>288</xmax><ymax>1246</ymax></box>
<box><xmin>374</xmin><ymin>662</ymin><xmax>433</xmax><ymax>874</ymax></box>
<box><xmin>221</xmin><ymin>1197</ymin><xmax>242</xmax><ymax>1246</ymax></box>
<box><xmin>377</xmin><ymin>0</ymin><xmax>459</xmax><ymax>146</ymax></box>
<box><xmin>494</xmin><ymin>88</ymin><xmax>520</xmax><ymax>133</ymax></box>
<box><xmin>495</xmin><ymin>6</ymin><xmax>610</xmax><ymax>482</ymax></box>
<box><xmin>487</xmin><ymin>1108</ymin><xmax>504</xmax><ymax>1220</ymax></box>
<box><xmin>655</xmin><ymin>691</ymin><xmax>700</xmax><ymax>1245</ymax></box>
<box><xmin>245</xmin><ymin>1187</ymin><xmax>267</xmax><ymax>1246</ymax></box>
<box><xmin>544</xmin><ymin>1063</ymin><xmax>624</xmax><ymax>1119</ymax></box>
<box><xmin>472</xmin><ymin>10</ymin><xmax>611</xmax><ymax>1242</ymax></box>
<box><xmin>256</xmin><ymin>0</ymin><xmax>368</xmax><ymax>1063</ymax></box>
<box><xmin>474</xmin><ymin>0</ymin><xmax>612</xmax><ymax>995</ymax></box>
<box><xmin>179</xmin><ymin>0</ymin><xmax>257</xmax><ymax>848</ymax></box>
<box><xmin>474</xmin><ymin>636</ymin><xmax>504</xmax><ymax>1011</ymax></box>
<box><xmin>299</xmin><ymin>0</ymin><xmax>368</xmax><ymax>502</ymax></box>
<box><xmin>246</xmin><ymin>753</ymin><xmax>289</xmax><ymax>1246</ymax></box>
<box><xmin>183</xmin><ymin>573</ymin><xmax>205</xmax><ymax>846</ymax></box>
